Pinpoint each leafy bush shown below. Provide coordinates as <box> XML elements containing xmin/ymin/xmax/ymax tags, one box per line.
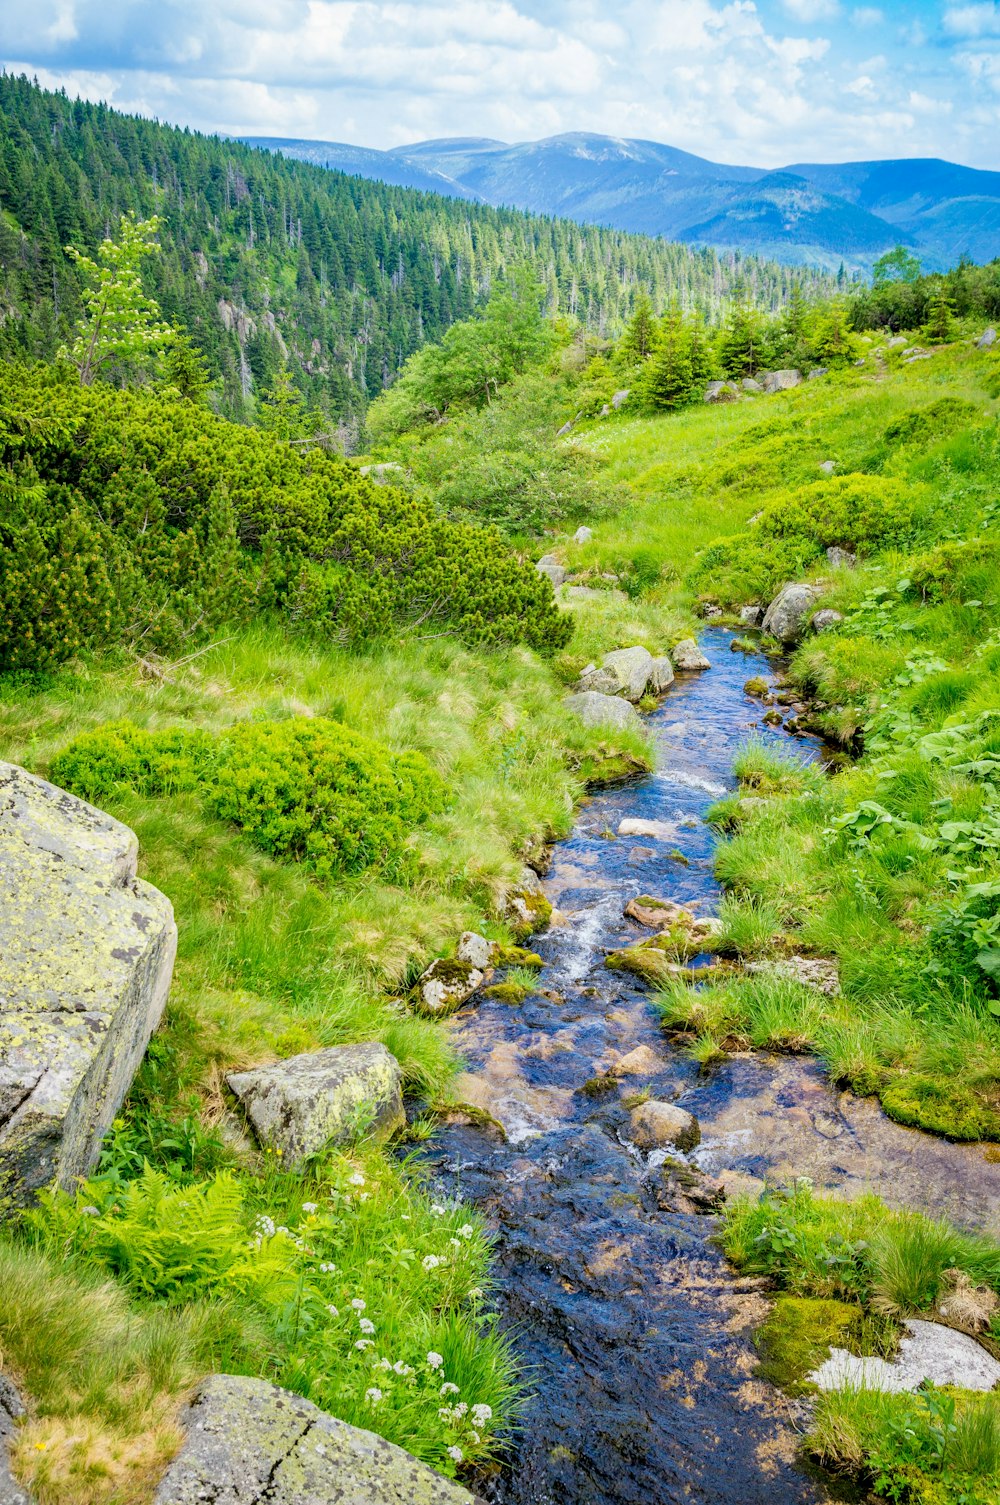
<box><xmin>0</xmin><ymin>362</ymin><xmax>571</xmax><ymax>668</ymax></box>
<box><xmin>51</xmin><ymin>716</ymin><xmax>445</xmax><ymax>882</ymax></box>
<box><xmin>208</xmin><ymin>718</ymin><xmax>444</xmax><ymax>881</ymax></box>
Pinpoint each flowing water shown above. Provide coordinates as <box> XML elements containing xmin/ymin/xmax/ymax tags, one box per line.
<box><xmin>422</xmin><ymin>628</ymin><xmax>1000</xmax><ymax>1505</ymax></box>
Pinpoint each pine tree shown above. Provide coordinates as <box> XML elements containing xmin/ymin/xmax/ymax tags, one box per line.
<box><xmin>922</xmin><ymin>286</ymin><xmax>956</xmax><ymax>344</ymax></box>
<box><xmin>643</xmin><ymin>304</ymin><xmax>693</xmax><ymax>411</ymax></box>
<box><xmin>719</xmin><ymin>300</ymin><xmax>764</xmax><ymax>379</ymax></box>
<box><xmin>618</xmin><ymin>293</ymin><xmax>657</xmax><ymax>365</ymax></box>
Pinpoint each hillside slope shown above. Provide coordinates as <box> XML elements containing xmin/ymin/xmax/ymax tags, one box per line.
<box><xmin>249</xmin><ymin>131</ymin><xmax>1000</xmax><ymax>272</ymax></box>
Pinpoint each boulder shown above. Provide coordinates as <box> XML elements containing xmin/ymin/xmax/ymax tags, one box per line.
<box><xmin>564</xmin><ymin>691</ymin><xmax>641</xmax><ymax>732</ymax></box>
<box><xmin>977</xmin><ymin>327</ymin><xmax>996</xmax><ymax>349</ymax></box>
<box><xmin>812</xmin><ymin>609</ymin><xmax>844</xmax><ymax>633</ymax></box>
<box><xmin>808</xmin><ymin>1319</ymin><xmax>1000</xmax><ymax>1396</ymax></box>
<box><xmin>0</xmin><ymin>761</ymin><xmax>176</xmax><ymax>1215</ymax></box>
<box><xmin>457</xmin><ymin>932</ymin><xmax>495</xmax><ymax>970</ymax></box>
<box><xmin>612</xmin><ymin>389</ymin><xmax>631</xmax><ymax>409</ymax></box>
<box><xmin>806</xmin><ymin>368</ymin><xmax>828</xmax><ymax>381</ymax></box>
<box><xmin>602</xmin><ymin>646</ymin><xmax>654</xmax><ymax>701</ymax></box>
<box><xmin>153</xmin><ymin>1374</ymin><xmax>479</xmax><ymax>1505</ymax></box>
<box><xmin>618</xmin><ymin>819</ymin><xmax>676</xmax><ymax>840</ymax></box>
<box><xmin>705</xmin><ymin>380</ymin><xmax>740</xmax><ymax>404</ymax></box>
<box><xmin>740</xmin><ymin>605</ymin><xmax>764</xmax><ymax>627</ymax></box>
<box><xmin>761</xmin><ymin>369</ymin><xmax>802</xmax><ymax>394</ymax></box>
<box><xmin>903</xmin><ymin>351</ymin><xmax>932</xmax><ymax>363</ymax></box>
<box><xmin>624</xmin><ymin>896</ymin><xmax>690</xmax><ymax>928</ymax></box>
<box><xmin>573</xmin><ymin>525</ymin><xmax>594</xmax><ymax>545</ymax></box>
<box><xmin>556</xmin><ymin>419</ymin><xmax>574</xmax><ymax>437</ymax></box>
<box><xmin>826</xmin><ymin>545</ymin><xmax>856</xmax><ymax>569</ymax></box>
<box><xmin>741</xmin><ymin>378</ymin><xmax>763</xmax><ymax>393</ymax></box>
<box><xmin>228</xmin><ymin>1044</ymin><xmax>404</xmax><ymax>1162</ymax></box>
<box><xmin>819</xmin><ymin>459</ymin><xmax>837</xmax><ymax>475</ymax></box>
<box><xmin>648</xmin><ymin>657</ymin><xmax>675</xmax><ymax>694</ymax></box>
<box><xmin>886</xmin><ymin>335</ymin><xmax>907</xmax><ymax>349</ymax></box>
<box><xmin>671</xmin><ymin>638</ymin><xmax>711</xmax><ymax>672</ymax></box>
<box><xmin>0</xmin><ymin>1376</ymin><xmax>30</xmax><ymax>1505</ymax></box>
<box><xmin>535</xmin><ymin>556</ymin><xmax>566</xmax><ymax>589</ymax></box>
<box><xmin>761</xmin><ymin>583</ymin><xmax>822</xmax><ymax>646</ymax></box>
<box><xmin>630</xmin><ymin>1101</ymin><xmax>700</xmax><ymax>1151</ymax></box>
<box><xmin>411</xmin><ymin>959</ymin><xmax>485</xmax><ymax>1018</ymax></box>
<box><xmin>578</xmin><ymin>665</ymin><xmax>623</xmax><ymax>695</ymax></box>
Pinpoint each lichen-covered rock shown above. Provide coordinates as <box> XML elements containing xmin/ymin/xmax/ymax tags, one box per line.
<box><xmin>761</xmin><ymin>583</ymin><xmax>822</xmax><ymax>646</ymax></box>
<box><xmin>826</xmin><ymin>546</ymin><xmax>856</xmax><ymax>569</ymax></box>
<box><xmin>153</xmin><ymin>1374</ymin><xmax>480</xmax><ymax>1505</ymax></box>
<box><xmin>0</xmin><ymin>761</ymin><xmax>176</xmax><ymax>1216</ymax></box>
<box><xmin>812</xmin><ymin>609</ymin><xmax>844</xmax><ymax>633</ymax></box>
<box><xmin>411</xmin><ymin>959</ymin><xmax>485</xmax><ymax>1018</ymax></box>
<box><xmin>573</xmin><ymin>525</ymin><xmax>594</xmax><ymax>544</ymax></box>
<box><xmin>457</xmin><ymin>932</ymin><xmax>496</xmax><ymax>970</ymax></box>
<box><xmin>739</xmin><ymin>605</ymin><xmax>764</xmax><ymax>627</ymax></box>
<box><xmin>671</xmin><ymin>639</ymin><xmax>711</xmax><ymax>672</ymax></box>
<box><xmin>601</xmin><ymin>646</ymin><xmax>654</xmax><ymax>701</ymax></box>
<box><xmin>0</xmin><ymin>1375</ymin><xmax>30</xmax><ymax>1505</ymax></box>
<box><xmin>535</xmin><ymin>555</ymin><xmax>566</xmax><ymax>589</ymax></box>
<box><xmin>648</xmin><ymin>657</ymin><xmax>675</xmax><ymax>694</ymax></box>
<box><xmin>227</xmin><ymin>1044</ymin><xmax>404</xmax><ymax>1162</ymax></box>
<box><xmin>746</xmin><ymin>955</ymin><xmax>839</xmax><ymax>995</ymax></box>
<box><xmin>577</xmin><ymin>666</ymin><xmax>622</xmax><ymax>696</ymax></box>
<box><xmin>630</xmin><ymin>1101</ymin><xmax>700</xmax><ymax>1152</ymax></box>
<box><xmin>808</xmin><ymin>1319</ymin><xmax>1000</xmax><ymax>1395</ymax></box>
<box><xmin>564</xmin><ymin>691</ymin><xmax>641</xmax><ymax>732</ymax></box>
<box><xmin>977</xmin><ymin>327</ymin><xmax>996</xmax><ymax>350</ymax></box>
<box><xmin>505</xmin><ymin>867</ymin><xmax>554</xmax><ymax>943</ymax></box>
<box><xmin>705</xmin><ymin>380</ymin><xmax>739</xmax><ymax>404</ymax></box>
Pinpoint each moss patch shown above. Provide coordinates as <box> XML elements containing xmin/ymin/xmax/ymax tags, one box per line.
<box><xmin>494</xmin><ymin>947</ymin><xmax>544</xmax><ymax>969</ymax></box>
<box><xmin>880</xmin><ymin>1074</ymin><xmax>1000</xmax><ymax>1143</ymax></box>
<box><xmin>482</xmin><ymin>982</ymin><xmax>531</xmax><ymax>1006</ymax></box>
<box><xmin>755</xmin><ymin>1296</ymin><xmax>899</xmax><ymax>1396</ymax></box>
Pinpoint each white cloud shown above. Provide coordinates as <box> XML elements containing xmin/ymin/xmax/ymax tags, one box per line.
<box><xmin>943</xmin><ymin>4</ymin><xmax>1000</xmax><ymax>39</ymax></box>
<box><xmin>851</xmin><ymin>7</ymin><xmax>883</xmax><ymax>26</ymax></box>
<box><xmin>781</xmin><ymin>0</ymin><xmax>840</xmax><ymax>20</ymax></box>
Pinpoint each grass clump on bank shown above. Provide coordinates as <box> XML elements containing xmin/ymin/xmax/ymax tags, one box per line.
<box><xmin>722</xmin><ymin>1182</ymin><xmax>1000</xmax><ymax>1503</ymax></box>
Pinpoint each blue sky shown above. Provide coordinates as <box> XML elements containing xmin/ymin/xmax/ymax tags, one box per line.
<box><xmin>1</xmin><ymin>1</ymin><xmax>998</xmax><ymax>168</ymax></box>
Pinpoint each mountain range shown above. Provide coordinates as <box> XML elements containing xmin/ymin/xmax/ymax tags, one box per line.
<box><xmin>245</xmin><ymin>133</ymin><xmax>1000</xmax><ymax>272</ymax></box>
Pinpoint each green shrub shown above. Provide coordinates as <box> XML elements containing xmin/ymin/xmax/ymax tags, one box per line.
<box><xmin>52</xmin><ymin>716</ymin><xmax>445</xmax><ymax>882</ymax></box>
<box><xmin>208</xmin><ymin>718</ymin><xmax>444</xmax><ymax>881</ymax></box>
<box><xmin>882</xmin><ymin>398</ymin><xmax>979</xmax><ymax>452</ymax></box>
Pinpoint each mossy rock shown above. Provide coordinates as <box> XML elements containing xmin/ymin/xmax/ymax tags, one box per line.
<box><xmin>578</xmin><ymin>749</ymin><xmax>652</xmax><ymax>789</ymax></box>
<box><xmin>880</xmin><ymin>1074</ymin><xmax>1000</xmax><ymax>1143</ymax></box>
<box><xmin>577</xmin><ymin>1074</ymin><xmax>619</xmax><ymax>1099</ymax></box>
<box><xmin>507</xmin><ymin>887</ymin><xmax>554</xmax><ymax>943</ymax></box>
<box><xmin>756</xmin><ymin>1297</ymin><xmax>899</xmax><ymax>1396</ymax></box>
<box><xmin>495</xmin><ymin>946</ymin><xmax>544</xmax><ymax>969</ymax></box>
<box><xmin>744</xmin><ymin>677</ymin><xmax>771</xmax><ymax>700</ymax></box>
<box><xmin>483</xmin><ymin>982</ymin><xmax>531</xmax><ymax>1006</ymax></box>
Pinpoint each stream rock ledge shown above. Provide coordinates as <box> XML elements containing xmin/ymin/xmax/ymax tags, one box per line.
<box><xmin>154</xmin><ymin>1374</ymin><xmax>481</xmax><ymax>1505</ymax></box>
<box><xmin>227</xmin><ymin>1043</ymin><xmax>405</xmax><ymax>1163</ymax></box>
<box><xmin>0</xmin><ymin>760</ymin><xmax>176</xmax><ymax>1215</ymax></box>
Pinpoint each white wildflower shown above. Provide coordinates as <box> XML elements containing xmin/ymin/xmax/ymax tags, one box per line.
<box><xmin>422</xmin><ymin>1254</ymin><xmax>441</xmax><ymax>1271</ymax></box>
<box><xmin>426</xmin><ymin>1351</ymin><xmax>444</xmax><ymax>1370</ymax></box>
<box><xmin>471</xmin><ymin>1404</ymin><xmax>493</xmax><ymax>1426</ymax></box>
<box><xmin>447</xmin><ymin>1445</ymin><xmax>463</xmax><ymax>1463</ymax></box>
<box><xmin>359</xmin><ymin>1317</ymin><xmax>375</xmax><ymax>1335</ymax></box>
<box><xmin>82</xmin><ymin>1206</ymin><xmax>100</xmax><ymax>1216</ymax></box>
<box><xmin>302</xmin><ymin>1201</ymin><xmax>318</xmax><ymax>1214</ymax></box>
<box><xmin>469</xmin><ymin>1431</ymin><xmax>480</xmax><ymax>1445</ymax></box>
<box><xmin>440</xmin><ymin>1382</ymin><xmax>460</xmax><ymax>1396</ymax></box>
<box><xmin>355</xmin><ymin>1339</ymin><xmax>374</xmax><ymax>1351</ymax></box>
<box><xmin>453</xmin><ymin>1402</ymin><xmax>468</xmax><ymax>1418</ymax></box>
<box><xmin>458</xmin><ymin>1224</ymin><xmax>475</xmax><ymax>1239</ymax></box>
<box><xmin>364</xmin><ymin>1387</ymin><xmax>383</xmax><ymax>1404</ymax></box>
<box><xmin>449</xmin><ymin>1238</ymin><xmax>461</xmax><ymax>1249</ymax></box>
<box><xmin>351</xmin><ymin>1298</ymin><xmax>367</xmax><ymax>1311</ymax></box>
<box><xmin>430</xmin><ymin>1203</ymin><xmax>446</xmax><ymax>1216</ymax></box>
<box><xmin>349</xmin><ymin>1172</ymin><xmax>365</xmax><ymax>1187</ymax></box>
<box><xmin>438</xmin><ymin>1406</ymin><xmax>453</xmax><ymax>1421</ymax></box>
<box><xmin>467</xmin><ymin>1288</ymin><xmax>483</xmax><ymax>1300</ymax></box>
<box><xmin>320</xmin><ymin>1261</ymin><xmax>337</xmax><ymax>1273</ymax></box>
<box><xmin>392</xmin><ymin>1361</ymin><xmax>413</xmax><ymax>1377</ymax></box>
<box><xmin>375</xmin><ymin>1357</ymin><xmax>392</xmax><ymax>1371</ymax></box>
<box><xmin>326</xmin><ymin>1305</ymin><xmax>339</xmax><ymax>1317</ymax></box>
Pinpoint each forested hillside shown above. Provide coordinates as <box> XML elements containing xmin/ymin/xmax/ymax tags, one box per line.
<box><xmin>0</xmin><ymin>74</ymin><xmax>833</xmax><ymax>431</ymax></box>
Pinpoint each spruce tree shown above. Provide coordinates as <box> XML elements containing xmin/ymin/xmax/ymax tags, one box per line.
<box><xmin>618</xmin><ymin>293</ymin><xmax>657</xmax><ymax>365</ymax></box>
<box><xmin>644</xmin><ymin>303</ymin><xmax>693</xmax><ymax>411</ymax></box>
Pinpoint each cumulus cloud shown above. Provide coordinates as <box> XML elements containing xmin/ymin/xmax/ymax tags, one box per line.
<box><xmin>0</xmin><ymin>0</ymin><xmax>997</xmax><ymax>168</ymax></box>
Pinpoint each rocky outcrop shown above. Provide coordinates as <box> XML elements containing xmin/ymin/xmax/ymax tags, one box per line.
<box><xmin>739</xmin><ymin>605</ymin><xmax>764</xmax><ymax>627</ymax></box>
<box><xmin>630</xmin><ymin>1101</ymin><xmax>700</xmax><ymax>1151</ymax></box>
<box><xmin>0</xmin><ymin>761</ymin><xmax>176</xmax><ymax>1216</ymax></box>
<box><xmin>227</xmin><ymin>1044</ymin><xmax>404</xmax><ymax>1163</ymax></box>
<box><xmin>741</xmin><ymin>378</ymin><xmax>763</xmax><ymax>394</ymax></box>
<box><xmin>0</xmin><ymin>1375</ymin><xmax>30</xmax><ymax>1505</ymax></box>
<box><xmin>761</xmin><ymin>583</ymin><xmax>822</xmax><ymax>646</ymax></box>
<box><xmin>577</xmin><ymin>665</ymin><xmax>624</xmax><ymax>696</ymax></box>
<box><xmin>648</xmin><ymin>657</ymin><xmax>675</xmax><ymax>694</ymax></box>
<box><xmin>564</xmin><ymin>692</ymin><xmax>640</xmax><ymax>732</ymax></box>
<box><xmin>761</xmin><ymin>369</ymin><xmax>802</xmax><ymax>394</ymax></box>
<box><xmin>602</xmin><ymin>646</ymin><xmax>654</xmax><ymax>701</ymax></box>
<box><xmin>411</xmin><ymin>959</ymin><xmax>486</xmax><ymax>1018</ymax></box>
<box><xmin>153</xmin><ymin>1375</ymin><xmax>480</xmax><ymax>1505</ymax></box>
<box><xmin>671</xmin><ymin>638</ymin><xmax>711</xmax><ymax>671</ymax></box>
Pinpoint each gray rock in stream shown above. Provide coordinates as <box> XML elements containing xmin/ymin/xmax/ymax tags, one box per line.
<box><xmin>761</xmin><ymin>583</ymin><xmax>823</xmax><ymax>646</ymax></box>
<box><xmin>601</xmin><ymin>646</ymin><xmax>654</xmax><ymax>701</ymax></box>
<box><xmin>153</xmin><ymin>1375</ymin><xmax>481</xmax><ymax>1505</ymax></box>
<box><xmin>671</xmin><ymin>638</ymin><xmax>711</xmax><ymax>672</ymax></box>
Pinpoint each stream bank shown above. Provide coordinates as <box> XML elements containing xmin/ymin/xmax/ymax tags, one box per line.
<box><xmin>422</xmin><ymin>628</ymin><xmax>1000</xmax><ymax>1504</ymax></box>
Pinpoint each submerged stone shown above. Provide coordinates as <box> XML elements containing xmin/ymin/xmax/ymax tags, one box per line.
<box><xmin>0</xmin><ymin>761</ymin><xmax>176</xmax><ymax>1215</ymax></box>
<box><xmin>630</xmin><ymin>1100</ymin><xmax>700</xmax><ymax>1151</ymax></box>
<box><xmin>227</xmin><ymin>1043</ymin><xmax>405</xmax><ymax>1163</ymax></box>
<box><xmin>153</xmin><ymin>1374</ymin><xmax>480</xmax><ymax>1504</ymax></box>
